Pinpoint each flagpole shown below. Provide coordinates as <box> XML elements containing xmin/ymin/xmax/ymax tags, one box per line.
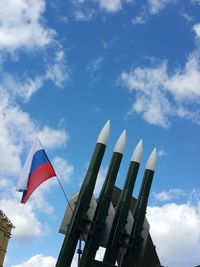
<box><xmin>55</xmin><ymin>175</ymin><xmax>70</xmax><ymax>202</ymax></box>
<box><xmin>55</xmin><ymin>174</ymin><xmax>86</xmax><ymax>260</ymax></box>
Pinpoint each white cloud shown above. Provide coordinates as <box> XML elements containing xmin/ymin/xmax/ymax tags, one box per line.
<box><xmin>0</xmin><ymin>0</ymin><xmax>55</xmax><ymax>52</ymax></box>
<box><xmin>148</xmin><ymin>0</ymin><xmax>171</xmax><ymax>15</ymax></box>
<box><xmin>0</xmin><ymin>52</ymin><xmax>70</xmax><ymax>102</ymax></box>
<box><xmin>147</xmin><ymin>202</ymin><xmax>200</xmax><ymax>267</ymax></box>
<box><xmin>120</xmin><ymin>51</ymin><xmax>200</xmax><ymax>127</ymax></box>
<box><xmin>180</xmin><ymin>12</ymin><xmax>194</xmax><ymax>23</ymax></box>
<box><xmin>52</xmin><ymin>156</ymin><xmax>74</xmax><ymax>182</ymax></box>
<box><xmin>86</xmin><ymin>56</ymin><xmax>104</xmax><ymax>83</ymax></box>
<box><xmin>132</xmin><ymin>14</ymin><xmax>146</xmax><ymax>25</ymax></box>
<box><xmin>28</xmin><ymin>178</ymin><xmax>55</xmax><ymax>215</ymax></box>
<box><xmin>72</xmin><ymin>0</ymin><xmax>134</xmax><ymax>15</ymax></box>
<box><xmin>0</xmin><ymin>0</ymin><xmax>72</xmax><ymax>253</ymax></box>
<box><xmin>18</xmin><ymin>76</ymin><xmax>44</xmax><ymax>102</ymax></box>
<box><xmin>74</xmin><ymin>9</ymin><xmax>95</xmax><ymax>21</ymax></box>
<box><xmin>96</xmin><ymin>0</ymin><xmax>123</xmax><ymax>12</ymax></box>
<box><xmin>132</xmin><ymin>0</ymin><xmax>174</xmax><ymax>24</ymax></box>
<box><xmin>120</xmin><ymin>62</ymin><xmax>168</xmax><ymax>94</ymax></box>
<box><xmin>0</xmin><ymin>177</ymin><xmax>13</xmax><ymax>189</ymax></box>
<box><xmin>0</xmin><ymin>176</ymin><xmax>18</xmax><ymax>199</ymax></box>
<box><xmin>153</xmin><ymin>189</ymin><xmax>186</xmax><ymax>201</ymax></box>
<box><xmin>11</xmin><ymin>251</ymin><xmax>103</xmax><ymax>267</ymax></box>
<box><xmin>0</xmin><ymin>69</ymin><xmax>71</xmax><ymax>225</ymax></box>
<box><xmin>165</xmin><ymin>53</ymin><xmax>200</xmax><ymax>101</ymax></box>
<box><xmin>93</xmin><ymin>166</ymin><xmax>107</xmax><ymax>196</ymax></box>
<box><xmin>193</xmin><ymin>23</ymin><xmax>200</xmax><ymax>39</ymax></box>
<box><xmin>0</xmin><ymin>72</ymin><xmax>44</xmax><ymax>102</ymax></box>
<box><xmin>12</xmin><ymin>254</ymin><xmax>57</xmax><ymax>267</ymax></box>
<box><xmin>192</xmin><ymin>0</ymin><xmax>200</xmax><ymax>5</ymax></box>
<box><xmin>46</xmin><ymin>63</ymin><xmax>69</xmax><ymax>88</ymax></box>
<box><xmin>72</xmin><ymin>0</ymin><xmax>87</xmax><ymax>5</ymax></box>
<box><xmin>121</xmin><ymin>62</ymin><xmax>172</xmax><ymax>127</ymax></box>
<box><xmin>78</xmin><ymin>165</ymin><xmax>107</xmax><ymax>197</ymax></box>
<box><xmin>0</xmin><ymin>93</ymin><xmax>68</xmax><ymax>178</ymax></box>
<box><xmin>12</xmin><ymin>253</ymin><xmax>81</xmax><ymax>267</ymax></box>
<box><xmin>0</xmin><ymin>199</ymin><xmax>43</xmax><ymax>240</ymax></box>
<box><xmin>87</xmin><ymin>57</ymin><xmax>104</xmax><ymax>73</ymax></box>
<box><xmin>0</xmin><ymin>176</ymin><xmax>54</xmax><ymax>237</ymax></box>
<box><xmin>132</xmin><ymin>94</ymin><xmax>171</xmax><ymax>128</ymax></box>
<box><xmin>39</xmin><ymin>126</ymin><xmax>69</xmax><ymax>149</ymax></box>
<box><xmin>157</xmin><ymin>149</ymin><xmax>167</xmax><ymax>157</ymax></box>
<box><xmin>45</xmin><ymin>49</ymin><xmax>70</xmax><ymax>88</ymax></box>
<box><xmin>0</xmin><ymin>103</ymin><xmax>31</xmax><ymax>176</ymax></box>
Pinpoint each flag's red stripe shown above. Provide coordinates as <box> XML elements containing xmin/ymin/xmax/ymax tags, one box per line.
<box><xmin>21</xmin><ymin>162</ymin><xmax>56</xmax><ymax>204</ymax></box>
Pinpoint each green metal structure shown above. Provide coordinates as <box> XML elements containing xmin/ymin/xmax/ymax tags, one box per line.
<box><xmin>57</xmin><ymin>121</ymin><xmax>162</xmax><ymax>267</ymax></box>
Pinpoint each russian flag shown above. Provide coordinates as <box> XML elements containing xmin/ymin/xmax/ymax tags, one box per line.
<box><xmin>17</xmin><ymin>137</ymin><xmax>56</xmax><ymax>204</ymax></box>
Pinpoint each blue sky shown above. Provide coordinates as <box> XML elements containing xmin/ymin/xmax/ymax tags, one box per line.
<box><xmin>0</xmin><ymin>0</ymin><xmax>200</xmax><ymax>266</ymax></box>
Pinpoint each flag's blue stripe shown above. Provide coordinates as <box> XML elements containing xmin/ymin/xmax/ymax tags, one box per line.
<box><xmin>30</xmin><ymin>149</ymin><xmax>49</xmax><ymax>176</ymax></box>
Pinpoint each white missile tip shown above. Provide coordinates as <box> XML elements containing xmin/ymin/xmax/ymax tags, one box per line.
<box><xmin>114</xmin><ymin>130</ymin><xmax>126</xmax><ymax>154</ymax></box>
<box><xmin>146</xmin><ymin>148</ymin><xmax>157</xmax><ymax>171</ymax></box>
<box><xmin>131</xmin><ymin>139</ymin><xmax>143</xmax><ymax>163</ymax></box>
<box><xmin>97</xmin><ymin>120</ymin><xmax>110</xmax><ymax>145</ymax></box>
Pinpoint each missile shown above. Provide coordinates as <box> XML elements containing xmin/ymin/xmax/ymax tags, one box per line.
<box><xmin>56</xmin><ymin>120</ymin><xmax>110</xmax><ymax>267</ymax></box>
<box><xmin>120</xmin><ymin>148</ymin><xmax>157</xmax><ymax>267</ymax></box>
<box><xmin>79</xmin><ymin>130</ymin><xmax>126</xmax><ymax>267</ymax></box>
<box><xmin>103</xmin><ymin>139</ymin><xmax>143</xmax><ymax>265</ymax></box>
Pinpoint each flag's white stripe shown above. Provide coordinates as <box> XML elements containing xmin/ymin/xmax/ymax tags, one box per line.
<box><xmin>16</xmin><ymin>137</ymin><xmax>43</xmax><ymax>191</ymax></box>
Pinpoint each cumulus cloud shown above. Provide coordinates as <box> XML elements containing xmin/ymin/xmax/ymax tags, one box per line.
<box><xmin>38</xmin><ymin>126</ymin><xmax>69</xmax><ymax>149</ymax></box>
<box><xmin>153</xmin><ymin>189</ymin><xmax>186</xmax><ymax>201</ymax></box>
<box><xmin>87</xmin><ymin>57</ymin><xmax>104</xmax><ymax>73</ymax></box>
<box><xmin>120</xmin><ymin>62</ymin><xmax>172</xmax><ymax>127</ymax></box>
<box><xmin>147</xmin><ymin>201</ymin><xmax>200</xmax><ymax>267</ymax></box>
<box><xmin>157</xmin><ymin>149</ymin><xmax>167</xmax><ymax>157</ymax></box>
<box><xmin>120</xmin><ymin>50</ymin><xmax>200</xmax><ymax>127</ymax></box>
<box><xmin>132</xmin><ymin>0</ymin><xmax>175</xmax><ymax>24</ymax></box>
<box><xmin>0</xmin><ymin>95</ymin><xmax>68</xmax><ymax>178</ymax></box>
<box><xmin>73</xmin><ymin>0</ymin><xmax>134</xmax><ymax>14</ymax></box>
<box><xmin>12</xmin><ymin>253</ymin><xmax>81</xmax><ymax>267</ymax></box>
<box><xmin>193</xmin><ymin>23</ymin><xmax>200</xmax><ymax>39</ymax></box>
<box><xmin>0</xmin><ymin>0</ymin><xmax>55</xmax><ymax>52</ymax></box>
<box><xmin>28</xmin><ymin>179</ymin><xmax>56</xmax><ymax>215</ymax></box>
<box><xmin>0</xmin><ymin>199</ymin><xmax>43</xmax><ymax>240</ymax></box>
<box><xmin>93</xmin><ymin>166</ymin><xmax>107</xmax><ymax>196</ymax></box>
<box><xmin>86</xmin><ymin>56</ymin><xmax>104</xmax><ymax>83</ymax></box>
<box><xmin>45</xmin><ymin>49</ymin><xmax>70</xmax><ymax>88</ymax></box>
<box><xmin>0</xmin><ymin>176</ymin><xmax>55</xmax><ymax>239</ymax></box>
<box><xmin>74</xmin><ymin>9</ymin><xmax>96</xmax><ymax>21</ymax></box>
<box><xmin>0</xmin><ymin>73</ymin><xmax>44</xmax><ymax>102</ymax></box>
<box><xmin>148</xmin><ymin>0</ymin><xmax>171</xmax><ymax>15</ymax></box>
<box><xmin>11</xmin><ymin>250</ymin><xmax>104</xmax><ymax>267</ymax></box>
<box><xmin>12</xmin><ymin>254</ymin><xmax>57</xmax><ymax>267</ymax></box>
<box><xmin>0</xmin><ymin>56</ymin><xmax>71</xmax><ymax>239</ymax></box>
<box><xmin>180</xmin><ymin>12</ymin><xmax>194</xmax><ymax>23</ymax></box>
<box><xmin>52</xmin><ymin>156</ymin><xmax>74</xmax><ymax>182</ymax></box>
<box><xmin>165</xmin><ymin>53</ymin><xmax>200</xmax><ymax>101</ymax></box>
<box><xmin>0</xmin><ymin>0</ymin><xmax>72</xmax><ymax>255</ymax></box>
<box><xmin>0</xmin><ymin>103</ymin><xmax>32</xmax><ymax>176</ymax></box>
<box><xmin>96</xmin><ymin>0</ymin><xmax>123</xmax><ymax>12</ymax></box>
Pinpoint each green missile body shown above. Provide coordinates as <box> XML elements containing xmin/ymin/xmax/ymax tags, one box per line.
<box><xmin>103</xmin><ymin>140</ymin><xmax>143</xmax><ymax>265</ymax></box>
<box><xmin>56</xmin><ymin>121</ymin><xmax>110</xmax><ymax>267</ymax></box>
<box><xmin>79</xmin><ymin>130</ymin><xmax>126</xmax><ymax>267</ymax></box>
<box><xmin>120</xmin><ymin>148</ymin><xmax>157</xmax><ymax>267</ymax></box>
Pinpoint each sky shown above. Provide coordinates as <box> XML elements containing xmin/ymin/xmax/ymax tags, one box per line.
<box><xmin>0</xmin><ymin>0</ymin><xmax>200</xmax><ymax>266</ymax></box>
